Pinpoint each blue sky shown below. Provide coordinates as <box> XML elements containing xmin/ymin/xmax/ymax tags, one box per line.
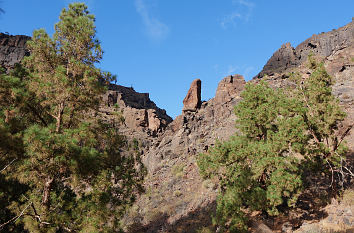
<box><xmin>1</xmin><ymin>1</ymin><xmax>353</xmax><ymax>118</ymax></box>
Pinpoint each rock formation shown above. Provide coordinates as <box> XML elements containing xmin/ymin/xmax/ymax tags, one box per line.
<box><xmin>100</xmin><ymin>84</ymin><xmax>172</xmax><ymax>136</ymax></box>
<box><xmin>0</xmin><ymin>33</ymin><xmax>30</xmax><ymax>71</ymax></box>
<box><xmin>255</xmin><ymin>19</ymin><xmax>354</xmax><ymax>78</ymax></box>
<box><xmin>214</xmin><ymin>74</ymin><xmax>246</xmax><ymax>104</ymax></box>
<box><xmin>182</xmin><ymin>79</ymin><xmax>201</xmax><ymax>112</ymax></box>
<box><xmin>125</xmin><ymin>75</ymin><xmax>246</xmax><ymax>232</ymax></box>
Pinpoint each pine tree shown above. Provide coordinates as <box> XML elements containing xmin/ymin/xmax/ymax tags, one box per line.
<box><xmin>0</xmin><ymin>3</ymin><xmax>145</xmax><ymax>232</ymax></box>
<box><xmin>197</xmin><ymin>60</ymin><xmax>349</xmax><ymax>232</ymax></box>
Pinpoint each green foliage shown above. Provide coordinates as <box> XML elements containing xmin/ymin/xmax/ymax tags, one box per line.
<box><xmin>198</xmin><ymin>60</ymin><xmax>348</xmax><ymax>232</ymax></box>
<box><xmin>0</xmin><ymin>3</ymin><xmax>145</xmax><ymax>232</ymax></box>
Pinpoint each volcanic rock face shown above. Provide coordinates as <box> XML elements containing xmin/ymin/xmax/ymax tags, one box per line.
<box><xmin>125</xmin><ymin>75</ymin><xmax>246</xmax><ymax>232</ymax></box>
<box><xmin>256</xmin><ymin>20</ymin><xmax>354</xmax><ymax>78</ymax></box>
<box><xmin>214</xmin><ymin>74</ymin><xmax>246</xmax><ymax>104</ymax></box>
<box><xmin>0</xmin><ymin>33</ymin><xmax>30</xmax><ymax>71</ymax></box>
<box><xmin>253</xmin><ymin>20</ymin><xmax>354</xmax><ymax>153</ymax></box>
<box><xmin>182</xmin><ymin>78</ymin><xmax>201</xmax><ymax>112</ymax></box>
<box><xmin>101</xmin><ymin>84</ymin><xmax>172</xmax><ymax>136</ymax></box>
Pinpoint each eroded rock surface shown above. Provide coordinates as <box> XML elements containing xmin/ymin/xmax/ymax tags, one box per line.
<box><xmin>100</xmin><ymin>84</ymin><xmax>172</xmax><ymax>136</ymax></box>
<box><xmin>256</xmin><ymin>19</ymin><xmax>354</xmax><ymax>78</ymax></box>
<box><xmin>0</xmin><ymin>33</ymin><xmax>30</xmax><ymax>71</ymax></box>
<box><xmin>214</xmin><ymin>74</ymin><xmax>246</xmax><ymax>104</ymax></box>
<box><xmin>124</xmin><ymin>75</ymin><xmax>246</xmax><ymax>232</ymax></box>
<box><xmin>182</xmin><ymin>79</ymin><xmax>201</xmax><ymax>112</ymax></box>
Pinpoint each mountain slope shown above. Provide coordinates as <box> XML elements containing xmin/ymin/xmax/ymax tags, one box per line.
<box><xmin>124</xmin><ymin>20</ymin><xmax>354</xmax><ymax>232</ymax></box>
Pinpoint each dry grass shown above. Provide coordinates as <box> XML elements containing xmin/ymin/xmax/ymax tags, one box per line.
<box><xmin>341</xmin><ymin>188</ymin><xmax>354</xmax><ymax>205</ymax></box>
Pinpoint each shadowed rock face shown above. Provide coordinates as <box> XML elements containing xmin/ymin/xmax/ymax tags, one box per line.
<box><xmin>255</xmin><ymin>20</ymin><xmax>354</xmax><ymax>78</ymax></box>
<box><xmin>0</xmin><ymin>33</ymin><xmax>30</xmax><ymax>71</ymax></box>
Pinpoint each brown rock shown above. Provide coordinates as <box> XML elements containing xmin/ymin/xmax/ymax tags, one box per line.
<box><xmin>250</xmin><ymin>221</ymin><xmax>274</xmax><ymax>233</ymax></box>
<box><xmin>147</xmin><ymin>109</ymin><xmax>161</xmax><ymax>134</ymax></box>
<box><xmin>214</xmin><ymin>74</ymin><xmax>246</xmax><ymax>104</ymax></box>
<box><xmin>182</xmin><ymin>79</ymin><xmax>201</xmax><ymax>112</ymax></box>
<box><xmin>101</xmin><ymin>86</ymin><xmax>172</xmax><ymax>137</ymax></box>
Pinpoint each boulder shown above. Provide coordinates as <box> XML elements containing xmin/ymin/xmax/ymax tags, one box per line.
<box><xmin>182</xmin><ymin>79</ymin><xmax>201</xmax><ymax>112</ymax></box>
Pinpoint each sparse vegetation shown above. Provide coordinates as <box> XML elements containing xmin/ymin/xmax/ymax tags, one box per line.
<box><xmin>197</xmin><ymin>226</ymin><xmax>214</xmax><ymax>233</ymax></box>
<box><xmin>172</xmin><ymin>162</ymin><xmax>186</xmax><ymax>178</ymax></box>
<box><xmin>341</xmin><ymin>189</ymin><xmax>354</xmax><ymax>205</ymax></box>
<box><xmin>173</xmin><ymin>190</ymin><xmax>182</xmax><ymax>197</ymax></box>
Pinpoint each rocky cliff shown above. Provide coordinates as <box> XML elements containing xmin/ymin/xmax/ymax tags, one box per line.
<box><xmin>0</xmin><ymin>33</ymin><xmax>30</xmax><ymax>71</ymax></box>
<box><xmin>254</xmin><ymin>20</ymin><xmax>354</xmax><ymax>153</ymax></box>
<box><xmin>101</xmin><ymin>84</ymin><xmax>172</xmax><ymax>136</ymax></box>
<box><xmin>255</xmin><ymin>20</ymin><xmax>354</xmax><ymax>79</ymax></box>
<box><xmin>122</xmin><ymin>74</ymin><xmax>246</xmax><ymax>233</ymax></box>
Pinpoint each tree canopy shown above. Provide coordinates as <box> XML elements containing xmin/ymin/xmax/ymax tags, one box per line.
<box><xmin>0</xmin><ymin>3</ymin><xmax>145</xmax><ymax>232</ymax></box>
<box><xmin>198</xmin><ymin>59</ymin><xmax>350</xmax><ymax>232</ymax></box>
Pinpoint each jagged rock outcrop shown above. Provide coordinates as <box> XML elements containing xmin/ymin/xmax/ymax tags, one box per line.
<box><xmin>214</xmin><ymin>74</ymin><xmax>246</xmax><ymax>104</ymax></box>
<box><xmin>143</xmin><ymin>74</ymin><xmax>245</xmax><ymax>172</ymax></box>
<box><xmin>125</xmin><ymin>75</ymin><xmax>246</xmax><ymax>232</ymax></box>
<box><xmin>256</xmin><ymin>19</ymin><xmax>354</xmax><ymax>78</ymax></box>
<box><xmin>182</xmin><ymin>79</ymin><xmax>201</xmax><ymax>112</ymax></box>
<box><xmin>0</xmin><ymin>33</ymin><xmax>30</xmax><ymax>71</ymax></box>
<box><xmin>101</xmin><ymin>84</ymin><xmax>172</xmax><ymax>136</ymax></box>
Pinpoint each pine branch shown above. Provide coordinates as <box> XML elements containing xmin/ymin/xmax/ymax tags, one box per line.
<box><xmin>0</xmin><ymin>202</ymin><xmax>32</xmax><ymax>230</ymax></box>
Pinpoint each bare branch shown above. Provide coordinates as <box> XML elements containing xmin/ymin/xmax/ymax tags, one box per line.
<box><xmin>0</xmin><ymin>202</ymin><xmax>32</xmax><ymax>230</ymax></box>
<box><xmin>0</xmin><ymin>158</ymin><xmax>17</xmax><ymax>173</ymax></box>
<box><xmin>336</xmin><ymin>124</ymin><xmax>353</xmax><ymax>150</ymax></box>
<box><xmin>325</xmin><ymin>158</ymin><xmax>334</xmax><ymax>187</ymax></box>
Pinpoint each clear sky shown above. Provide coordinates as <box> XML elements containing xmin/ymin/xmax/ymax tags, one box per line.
<box><xmin>1</xmin><ymin>1</ymin><xmax>353</xmax><ymax>118</ymax></box>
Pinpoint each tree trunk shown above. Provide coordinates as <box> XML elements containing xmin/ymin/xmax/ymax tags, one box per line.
<box><xmin>42</xmin><ymin>177</ymin><xmax>54</xmax><ymax>209</ymax></box>
<box><xmin>56</xmin><ymin>102</ymin><xmax>65</xmax><ymax>133</ymax></box>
